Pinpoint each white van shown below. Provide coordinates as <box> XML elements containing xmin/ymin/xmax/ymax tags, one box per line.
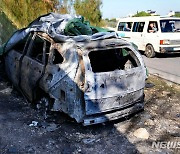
<box><xmin>116</xmin><ymin>16</ymin><xmax>180</xmax><ymax>58</ymax></box>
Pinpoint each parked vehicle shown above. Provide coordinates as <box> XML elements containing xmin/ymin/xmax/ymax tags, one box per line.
<box><xmin>116</xmin><ymin>16</ymin><xmax>180</xmax><ymax>58</ymax></box>
<box><xmin>2</xmin><ymin>13</ymin><xmax>147</xmax><ymax>125</ymax></box>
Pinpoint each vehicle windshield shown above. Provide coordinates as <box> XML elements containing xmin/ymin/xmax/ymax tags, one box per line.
<box><xmin>160</xmin><ymin>19</ymin><xmax>180</xmax><ymax>32</ymax></box>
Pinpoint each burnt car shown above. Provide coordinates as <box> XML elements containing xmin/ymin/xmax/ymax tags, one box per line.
<box><xmin>3</xmin><ymin>13</ymin><xmax>147</xmax><ymax>125</ymax></box>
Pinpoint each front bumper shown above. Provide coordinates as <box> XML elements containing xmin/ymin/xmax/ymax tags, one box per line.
<box><xmin>83</xmin><ymin>99</ymin><xmax>144</xmax><ymax>126</ymax></box>
<box><xmin>160</xmin><ymin>46</ymin><xmax>180</xmax><ymax>53</ymax></box>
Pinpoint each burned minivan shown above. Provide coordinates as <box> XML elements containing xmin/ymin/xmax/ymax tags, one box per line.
<box><xmin>2</xmin><ymin>13</ymin><xmax>147</xmax><ymax>125</ymax></box>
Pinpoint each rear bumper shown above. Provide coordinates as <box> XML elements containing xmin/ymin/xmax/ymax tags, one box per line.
<box><xmin>83</xmin><ymin>98</ymin><xmax>144</xmax><ymax>126</ymax></box>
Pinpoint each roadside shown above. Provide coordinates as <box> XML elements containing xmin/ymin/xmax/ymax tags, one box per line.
<box><xmin>143</xmin><ymin>53</ymin><xmax>180</xmax><ymax>85</ymax></box>
<box><xmin>0</xmin><ymin>62</ymin><xmax>179</xmax><ymax>153</ymax></box>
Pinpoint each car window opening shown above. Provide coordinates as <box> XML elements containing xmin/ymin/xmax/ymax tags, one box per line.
<box><xmin>118</xmin><ymin>22</ymin><xmax>133</xmax><ymax>31</ymax></box>
<box><xmin>29</xmin><ymin>36</ymin><xmax>44</xmax><ymax>58</ymax></box>
<box><xmin>148</xmin><ymin>21</ymin><xmax>158</xmax><ymax>33</ymax></box>
<box><xmin>52</xmin><ymin>48</ymin><xmax>64</xmax><ymax>64</ymax></box>
<box><xmin>89</xmin><ymin>48</ymin><xmax>138</xmax><ymax>73</ymax></box>
<box><xmin>28</xmin><ymin>35</ymin><xmax>51</xmax><ymax>64</ymax></box>
<box><xmin>43</xmin><ymin>41</ymin><xmax>51</xmax><ymax>64</ymax></box>
<box><xmin>12</xmin><ymin>34</ymin><xmax>32</xmax><ymax>53</ymax></box>
<box><xmin>132</xmin><ymin>22</ymin><xmax>145</xmax><ymax>32</ymax></box>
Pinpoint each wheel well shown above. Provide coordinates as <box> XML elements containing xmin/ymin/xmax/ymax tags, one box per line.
<box><xmin>34</xmin><ymin>87</ymin><xmax>48</xmax><ymax>101</ymax></box>
<box><xmin>146</xmin><ymin>43</ymin><xmax>153</xmax><ymax>48</ymax></box>
<box><xmin>33</xmin><ymin>87</ymin><xmax>54</xmax><ymax>110</ymax></box>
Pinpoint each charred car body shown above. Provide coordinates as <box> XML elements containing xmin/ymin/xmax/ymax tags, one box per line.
<box><xmin>2</xmin><ymin>13</ymin><xmax>146</xmax><ymax>125</ymax></box>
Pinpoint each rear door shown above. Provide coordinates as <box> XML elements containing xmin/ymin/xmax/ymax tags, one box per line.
<box><xmin>20</xmin><ymin>33</ymin><xmax>51</xmax><ymax>101</ymax></box>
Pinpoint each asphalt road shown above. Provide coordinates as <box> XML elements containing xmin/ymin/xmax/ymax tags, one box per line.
<box><xmin>142</xmin><ymin>53</ymin><xmax>180</xmax><ymax>84</ymax></box>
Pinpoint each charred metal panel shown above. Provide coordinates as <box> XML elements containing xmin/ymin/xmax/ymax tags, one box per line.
<box><xmin>85</xmin><ymin>89</ymin><xmax>144</xmax><ymax>115</ymax></box>
<box><xmin>20</xmin><ymin>56</ymin><xmax>44</xmax><ymax>101</ymax></box>
<box><xmin>82</xmin><ymin>44</ymin><xmax>146</xmax><ymax>116</ymax></box>
<box><xmin>5</xmin><ymin>50</ymin><xmax>22</xmax><ymax>87</ymax></box>
<box><xmin>39</xmin><ymin>43</ymin><xmax>79</xmax><ymax>92</ymax></box>
<box><xmin>84</xmin><ymin>38</ymin><xmax>129</xmax><ymax>50</ymax></box>
<box><xmin>83</xmin><ymin>102</ymin><xmax>144</xmax><ymax>126</ymax></box>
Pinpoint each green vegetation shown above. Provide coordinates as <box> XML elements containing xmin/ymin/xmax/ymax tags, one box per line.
<box><xmin>104</xmin><ymin>18</ymin><xmax>117</xmax><ymax>28</ymax></box>
<box><xmin>0</xmin><ymin>11</ymin><xmax>16</xmax><ymax>44</ymax></box>
<box><xmin>133</xmin><ymin>11</ymin><xmax>151</xmax><ymax>17</ymax></box>
<box><xmin>59</xmin><ymin>0</ymin><xmax>73</xmax><ymax>14</ymax></box>
<box><xmin>0</xmin><ymin>0</ymin><xmax>58</xmax><ymax>28</ymax></box>
<box><xmin>174</xmin><ymin>12</ymin><xmax>180</xmax><ymax>17</ymax></box>
<box><xmin>0</xmin><ymin>0</ymin><xmax>104</xmax><ymax>28</ymax></box>
<box><xmin>74</xmin><ymin>0</ymin><xmax>103</xmax><ymax>26</ymax></box>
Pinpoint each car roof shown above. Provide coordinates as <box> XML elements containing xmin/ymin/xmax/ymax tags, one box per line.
<box><xmin>117</xmin><ymin>16</ymin><xmax>180</xmax><ymax>22</ymax></box>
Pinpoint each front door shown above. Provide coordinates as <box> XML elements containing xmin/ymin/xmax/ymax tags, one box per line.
<box><xmin>5</xmin><ymin>33</ymin><xmax>32</xmax><ymax>87</ymax></box>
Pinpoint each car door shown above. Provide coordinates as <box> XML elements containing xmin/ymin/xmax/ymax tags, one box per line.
<box><xmin>130</xmin><ymin>22</ymin><xmax>145</xmax><ymax>50</ymax></box>
<box><xmin>144</xmin><ymin>21</ymin><xmax>159</xmax><ymax>51</ymax></box>
<box><xmin>5</xmin><ymin>33</ymin><xmax>32</xmax><ymax>87</ymax></box>
<box><xmin>20</xmin><ymin>33</ymin><xmax>51</xmax><ymax>101</ymax></box>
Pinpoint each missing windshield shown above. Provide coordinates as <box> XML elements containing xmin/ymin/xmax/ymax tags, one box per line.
<box><xmin>88</xmin><ymin>48</ymin><xmax>138</xmax><ymax>73</ymax></box>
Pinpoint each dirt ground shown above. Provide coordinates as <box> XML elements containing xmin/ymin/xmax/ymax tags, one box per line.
<box><xmin>0</xmin><ymin>62</ymin><xmax>179</xmax><ymax>154</ymax></box>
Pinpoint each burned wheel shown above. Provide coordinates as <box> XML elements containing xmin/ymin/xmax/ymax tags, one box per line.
<box><xmin>145</xmin><ymin>45</ymin><xmax>156</xmax><ymax>58</ymax></box>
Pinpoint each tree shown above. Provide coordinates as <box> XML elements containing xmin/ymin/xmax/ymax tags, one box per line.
<box><xmin>133</xmin><ymin>11</ymin><xmax>151</xmax><ymax>17</ymax></box>
<box><xmin>74</xmin><ymin>0</ymin><xmax>103</xmax><ymax>26</ymax></box>
<box><xmin>59</xmin><ymin>0</ymin><xmax>74</xmax><ymax>14</ymax></box>
<box><xmin>174</xmin><ymin>12</ymin><xmax>180</xmax><ymax>17</ymax></box>
<box><xmin>0</xmin><ymin>0</ymin><xmax>59</xmax><ymax>28</ymax></box>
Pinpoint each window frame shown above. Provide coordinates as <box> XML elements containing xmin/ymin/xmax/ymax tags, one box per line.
<box><xmin>118</xmin><ymin>22</ymin><xmax>133</xmax><ymax>32</ymax></box>
<box><xmin>132</xmin><ymin>22</ymin><xmax>145</xmax><ymax>32</ymax></box>
<box><xmin>48</xmin><ymin>44</ymin><xmax>64</xmax><ymax>65</ymax></box>
<box><xmin>147</xmin><ymin>21</ymin><xmax>158</xmax><ymax>33</ymax></box>
<box><xmin>26</xmin><ymin>33</ymin><xmax>51</xmax><ymax>65</ymax></box>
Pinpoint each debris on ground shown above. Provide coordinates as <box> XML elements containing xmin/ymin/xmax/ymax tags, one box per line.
<box><xmin>133</xmin><ymin>128</ymin><xmax>149</xmax><ymax>139</ymax></box>
<box><xmin>29</xmin><ymin>121</ymin><xmax>39</xmax><ymax>127</ymax></box>
<box><xmin>45</xmin><ymin>123</ymin><xmax>58</xmax><ymax>132</ymax></box>
<box><xmin>0</xmin><ymin>87</ymin><xmax>12</xmax><ymax>94</ymax></box>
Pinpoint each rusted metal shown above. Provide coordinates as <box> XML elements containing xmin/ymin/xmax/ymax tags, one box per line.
<box><xmin>5</xmin><ymin>31</ymin><xmax>146</xmax><ymax>125</ymax></box>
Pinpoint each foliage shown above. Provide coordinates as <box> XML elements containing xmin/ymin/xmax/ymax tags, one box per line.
<box><xmin>133</xmin><ymin>11</ymin><xmax>151</xmax><ymax>17</ymax></box>
<box><xmin>74</xmin><ymin>0</ymin><xmax>103</xmax><ymax>26</ymax></box>
<box><xmin>0</xmin><ymin>0</ymin><xmax>59</xmax><ymax>28</ymax></box>
<box><xmin>0</xmin><ymin>11</ymin><xmax>16</xmax><ymax>44</ymax></box>
<box><xmin>174</xmin><ymin>12</ymin><xmax>180</xmax><ymax>17</ymax></box>
<box><xmin>0</xmin><ymin>0</ymin><xmax>104</xmax><ymax>28</ymax></box>
<box><xmin>59</xmin><ymin>0</ymin><xmax>73</xmax><ymax>14</ymax></box>
<box><xmin>104</xmin><ymin>18</ymin><xmax>117</xmax><ymax>28</ymax></box>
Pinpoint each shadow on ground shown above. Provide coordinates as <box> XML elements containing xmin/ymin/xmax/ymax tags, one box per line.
<box><xmin>139</xmin><ymin>50</ymin><xmax>180</xmax><ymax>58</ymax></box>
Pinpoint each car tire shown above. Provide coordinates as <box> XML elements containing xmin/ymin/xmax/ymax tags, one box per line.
<box><xmin>145</xmin><ymin>44</ymin><xmax>156</xmax><ymax>58</ymax></box>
